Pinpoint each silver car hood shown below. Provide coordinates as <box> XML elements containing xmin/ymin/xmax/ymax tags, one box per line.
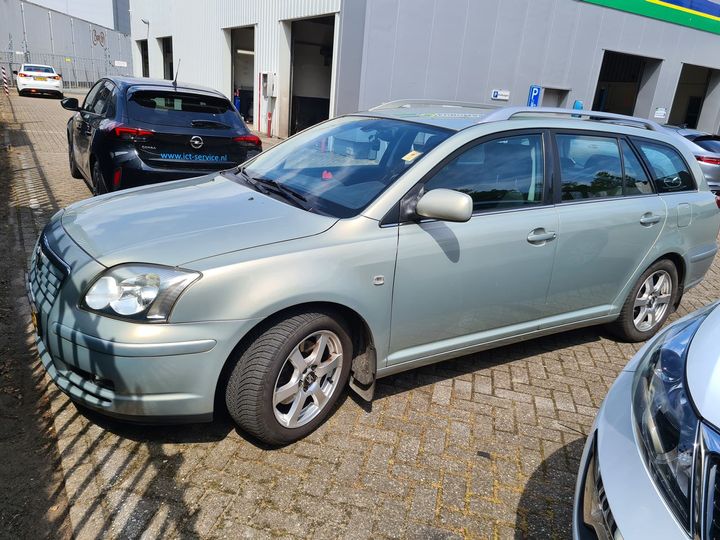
<box><xmin>61</xmin><ymin>173</ymin><xmax>338</xmax><ymax>267</ymax></box>
<box><xmin>686</xmin><ymin>304</ymin><xmax>720</xmax><ymax>431</ymax></box>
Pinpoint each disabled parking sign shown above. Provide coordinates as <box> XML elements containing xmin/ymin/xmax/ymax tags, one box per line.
<box><xmin>527</xmin><ymin>85</ymin><xmax>541</xmax><ymax>107</ymax></box>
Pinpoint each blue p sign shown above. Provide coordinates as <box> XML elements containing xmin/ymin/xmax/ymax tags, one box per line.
<box><xmin>527</xmin><ymin>85</ymin><xmax>541</xmax><ymax>107</ymax></box>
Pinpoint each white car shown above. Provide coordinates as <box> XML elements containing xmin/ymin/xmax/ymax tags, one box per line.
<box><xmin>15</xmin><ymin>64</ymin><xmax>63</xmax><ymax>97</ymax></box>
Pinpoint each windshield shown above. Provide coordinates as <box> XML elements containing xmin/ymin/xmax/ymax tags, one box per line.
<box><xmin>23</xmin><ymin>65</ymin><xmax>54</xmax><ymax>73</ymax></box>
<box><xmin>127</xmin><ymin>90</ymin><xmax>247</xmax><ymax>130</ymax></box>
<box><xmin>242</xmin><ymin>116</ymin><xmax>451</xmax><ymax>218</ymax></box>
<box><xmin>695</xmin><ymin>137</ymin><xmax>720</xmax><ymax>153</ymax></box>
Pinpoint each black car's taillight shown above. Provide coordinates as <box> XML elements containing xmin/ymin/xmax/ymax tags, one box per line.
<box><xmin>112</xmin><ymin>125</ymin><xmax>154</xmax><ymax>141</ymax></box>
<box><xmin>233</xmin><ymin>134</ymin><xmax>261</xmax><ymax>147</ymax></box>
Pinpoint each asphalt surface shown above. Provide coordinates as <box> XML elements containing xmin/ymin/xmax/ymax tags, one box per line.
<box><xmin>0</xmin><ymin>90</ymin><xmax>718</xmax><ymax>539</ymax></box>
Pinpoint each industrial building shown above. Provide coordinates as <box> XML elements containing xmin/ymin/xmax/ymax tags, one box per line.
<box><xmin>129</xmin><ymin>0</ymin><xmax>720</xmax><ymax>137</ymax></box>
<box><xmin>0</xmin><ymin>0</ymin><xmax>133</xmax><ymax>87</ymax></box>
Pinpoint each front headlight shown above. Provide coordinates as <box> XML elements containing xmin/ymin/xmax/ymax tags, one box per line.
<box><xmin>632</xmin><ymin>310</ymin><xmax>711</xmax><ymax>532</ymax></box>
<box><xmin>82</xmin><ymin>264</ymin><xmax>200</xmax><ymax>322</ymax></box>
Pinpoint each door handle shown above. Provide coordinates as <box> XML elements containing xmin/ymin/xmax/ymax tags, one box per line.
<box><xmin>640</xmin><ymin>213</ymin><xmax>661</xmax><ymax>226</ymax></box>
<box><xmin>527</xmin><ymin>229</ymin><xmax>557</xmax><ymax>244</ymax></box>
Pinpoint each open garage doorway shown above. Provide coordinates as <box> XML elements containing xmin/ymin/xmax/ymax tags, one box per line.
<box><xmin>593</xmin><ymin>51</ymin><xmax>660</xmax><ymax>116</ymax></box>
<box><xmin>290</xmin><ymin>16</ymin><xmax>335</xmax><ymax>135</ymax></box>
<box><xmin>230</xmin><ymin>26</ymin><xmax>255</xmax><ymax>125</ymax></box>
<box><xmin>669</xmin><ymin>64</ymin><xmax>714</xmax><ymax>129</ymax></box>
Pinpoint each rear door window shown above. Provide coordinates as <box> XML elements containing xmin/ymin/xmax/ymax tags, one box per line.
<box><xmin>632</xmin><ymin>139</ymin><xmax>696</xmax><ymax>193</ymax></box>
<box><xmin>127</xmin><ymin>90</ymin><xmax>246</xmax><ymax>130</ymax></box>
<box><xmin>423</xmin><ymin>133</ymin><xmax>545</xmax><ymax>211</ymax></box>
<box><xmin>621</xmin><ymin>140</ymin><xmax>653</xmax><ymax>195</ymax></box>
<box><xmin>556</xmin><ymin>134</ymin><xmax>623</xmax><ymax>200</ymax></box>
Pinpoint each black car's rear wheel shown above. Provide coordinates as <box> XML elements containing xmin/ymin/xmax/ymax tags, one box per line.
<box><xmin>68</xmin><ymin>141</ymin><xmax>82</xmax><ymax>179</ymax></box>
<box><xmin>91</xmin><ymin>160</ymin><xmax>108</xmax><ymax>195</ymax></box>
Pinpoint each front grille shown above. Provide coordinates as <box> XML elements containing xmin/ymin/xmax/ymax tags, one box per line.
<box><xmin>28</xmin><ymin>235</ymin><xmax>69</xmax><ymax>312</ymax></box>
<box><xmin>582</xmin><ymin>437</ymin><xmax>619</xmax><ymax>540</ymax></box>
<box><xmin>594</xmin><ymin>468</ymin><xmax>619</xmax><ymax>539</ymax></box>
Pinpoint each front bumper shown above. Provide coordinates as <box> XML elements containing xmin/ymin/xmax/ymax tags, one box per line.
<box><xmin>573</xmin><ymin>370</ymin><xmax>688</xmax><ymax>539</ymax></box>
<box><xmin>27</xmin><ymin>218</ymin><xmax>260</xmax><ymax>422</ymax></box>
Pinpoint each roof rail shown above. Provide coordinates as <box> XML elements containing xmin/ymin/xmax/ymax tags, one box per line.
<box><xmin>369</xmin><ymin>99</ymin><xmax>497</xmax><ymax>111</ymax></box>
<box><xmin>481</xmin><ymin>106</ymin><xmax>665</xmax><ymax>131</ymax></box>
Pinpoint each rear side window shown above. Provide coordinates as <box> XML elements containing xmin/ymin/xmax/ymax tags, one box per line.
<box><xmin>556</xmin><ymin>134</ymin><xmax>623</xmax><ymax>200</ymax></box>
<box><xmin>424</xmin><ymin>133</ymin><xmax>545</xmax><ymax>211</ymax></box>
<box><xmin>127</xmin><ymin>90</ymin><xmax>246</xmax><ymax>130</ymax></box>
<box><xmin>633</xmin><ymin>139</ymin><xmax>696</xmax><ymax>193</ymax></box>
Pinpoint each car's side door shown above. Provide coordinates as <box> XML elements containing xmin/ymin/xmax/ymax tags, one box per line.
<box><xmin>542</xmin><ymin>131</ymin><xmax>667</xmax><ymax>325</ymax></box>
<box><xmin>388</xmin><ymin>131</ymin><xmax>559</xmax><ymax>366</ymax></box>
<box><xmin>73</xmin><ymin>80</ymin><xmax>112</xmax><ymax>175</ymax></box>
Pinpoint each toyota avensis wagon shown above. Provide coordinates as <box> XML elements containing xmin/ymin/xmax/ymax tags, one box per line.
<box><xmin>573</xmin><ymin>301</ymin><xmax>720</xmax><ymax>540</ymax></box>
<box><xmin>28</xmin><ymin>102</ymin><xmax>720</xmax><ymax>444</ymax></box>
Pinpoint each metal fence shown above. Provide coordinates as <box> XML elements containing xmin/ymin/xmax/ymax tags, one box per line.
<box><xmin>0</xmin><ymin>50</ymin><xmax>131</xmax><ymax>91</ymax></box>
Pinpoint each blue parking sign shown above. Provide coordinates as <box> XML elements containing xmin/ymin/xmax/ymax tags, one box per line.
<box><xmin>527</xmin><ymin>85</ymin><xmax>541</xmax><ymax>107</ymax></box>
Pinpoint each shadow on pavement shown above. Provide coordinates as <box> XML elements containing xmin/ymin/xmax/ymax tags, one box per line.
<box><xmin>514</xmin><ymin>437</ymin><xmax>586</xmax><ymax>539</ymax></box>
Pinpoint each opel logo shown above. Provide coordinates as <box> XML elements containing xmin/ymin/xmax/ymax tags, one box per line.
<box><xmin>190</xmin><ymin>136</ymin><xmax>204</xmax><ymax>149</ymax></box>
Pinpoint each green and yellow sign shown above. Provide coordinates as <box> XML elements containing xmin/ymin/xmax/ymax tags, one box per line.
<box><xmin>581</xmin><ymin>0</ymin><xmax>720</xmax><ymax>35</ymax></box>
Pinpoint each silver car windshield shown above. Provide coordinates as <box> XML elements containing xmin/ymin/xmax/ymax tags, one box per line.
<box><xmin>241</xmin><ymin>116</ymin><xmax>452</xmax><ymax>218</ymax></box>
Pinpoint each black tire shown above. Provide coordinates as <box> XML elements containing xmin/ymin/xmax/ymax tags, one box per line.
<box><xmin>607</xmin><ymin>259</ymin><xmax>678</xmax><ymax>342</ymax></box>
<box><xmin>68</xmin><ymin>139</ymin><xmax>82</xmax><ymax>179</ymax></box>
<box><xmin>225</xmin><ymin>310</ymin><xmax>353</xmax><ymax>445</ymax></box>
<box><xmin>91</xmin><ymin>160</ymin><xmax>108</xmax><ymax>195</ymax></box>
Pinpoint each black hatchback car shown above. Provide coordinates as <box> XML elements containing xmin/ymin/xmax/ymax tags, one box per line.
<box><xmin>62</xmin><ymin>76</ymin><xmax>262</xmax><ymax>194</ymax></box>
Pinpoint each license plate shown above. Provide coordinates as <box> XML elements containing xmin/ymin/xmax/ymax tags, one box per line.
<box><xmin>35</xmin><ymin>76</ymin><xmax>46</xmax><ymax>81</ymax></box>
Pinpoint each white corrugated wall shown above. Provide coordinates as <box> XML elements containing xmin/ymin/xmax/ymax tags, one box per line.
<box><xmin>129</xmin><ymin>0</ymin><xmax>341</xmax><ymax>136</ymax></box>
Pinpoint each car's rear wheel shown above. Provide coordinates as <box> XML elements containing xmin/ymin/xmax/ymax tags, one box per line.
<box><xmin>68</xmin><ymin>140</ymin><xmax>82</xmax><ymax>179</ymax></box>
<box><xmin>607</xmin><ymin>259</ymin><xmax>678</xmax><ymax>342</ymax></box>
<box><xmin>225</xmin><ymin>310</ymin><xmax>352</xmax><ymax>445</ymax></box>
<box><xmin>91</xmin><ymin>160</ymin><xmax>108</xmax><ymax>195</ymax></box>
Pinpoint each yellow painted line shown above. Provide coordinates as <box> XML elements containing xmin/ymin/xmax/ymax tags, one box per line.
<box><xmin>645</xmin><ymin>0</ymin><xmax>720</xmax><ymax>22</ymax></box>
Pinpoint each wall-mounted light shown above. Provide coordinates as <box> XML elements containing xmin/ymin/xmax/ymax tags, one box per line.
<box><xmin>236</xmin><ymin>49</ymin><xmax>254</xmax><ymax>55</ymax></box>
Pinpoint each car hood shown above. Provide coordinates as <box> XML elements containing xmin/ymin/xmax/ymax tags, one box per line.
<box><xmin>61</xmin><ymin>173</ymin><xmax>338</xmax><ymax>267</ymax></box>
<box><xmin>685</xmin><ymin>303</ymin><xmax>720</xmax><ymax>431</ymax></box>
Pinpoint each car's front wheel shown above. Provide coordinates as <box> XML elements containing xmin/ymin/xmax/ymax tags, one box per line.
<box><xmin>607</xmin><ymin>259</ymin><xmax>678</xmax><ymax>342</ymax></box>
<box><xmin>225</xmin><ymin>310</ymin><xmax>352</xmax><ymax>445</ymax></box>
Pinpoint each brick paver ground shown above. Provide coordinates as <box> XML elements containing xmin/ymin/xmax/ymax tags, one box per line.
<box><xmin>1</xmin><ymin>90</ymin><xmax>719</xmax><ymax>539</ymax></box>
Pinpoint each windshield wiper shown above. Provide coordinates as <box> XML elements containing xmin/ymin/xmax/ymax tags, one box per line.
<box><xmin>233</xmin><ymin>169</ymin><xmax>311</xmax><ymax>211</ymax></box>
<box><xmin>252</xmin><ymin>177</ymin><xmax>311</xmax><ymax>210</ymax></box>
<box><xmin>191</xmin><ymin>119</ymin><xmax>231</xmax><ymax>129</ymax></box>
<box><xmin>234</xmin><ymin>167</ymin><xmax>270</xmax><ymax>195</ymax></box>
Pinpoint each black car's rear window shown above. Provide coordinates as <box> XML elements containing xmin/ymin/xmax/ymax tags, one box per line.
<box><xmin>694</xmin><ymin>137</ymin><xmax>720</xmax><ymax>153</ymax></box>
<box><xmin>127</xmin><ymin>90</ymin><xmax>247</xmax><ymax>130</ymax></box>
<box><xmin>23</xmin><ymin>65</ymin><xmax>54</xmax><ymax>73</ymax></box>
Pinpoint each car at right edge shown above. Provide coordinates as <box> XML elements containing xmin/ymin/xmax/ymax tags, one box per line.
<box><xmin>663</xmin><ymin>125</ymin><xmax>720</xmax><ymax>196</ymax></box>
<box><xmin>574</xmin><ymin>301</ymin><xmax>720</xmax><ymax>540</ymax></box>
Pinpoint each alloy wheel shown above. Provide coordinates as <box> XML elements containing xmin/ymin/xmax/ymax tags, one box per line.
<box><xmin>272</xmin><ymin>330</ymin><xmax>343</xmax><ymax>429</ymax></box>
<box><xmin>633</xmin><ymin>270</ymin><xmax>672</xmax><ymax>332</ymax></box>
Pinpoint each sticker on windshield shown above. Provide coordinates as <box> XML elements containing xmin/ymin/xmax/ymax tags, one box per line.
<box><xmin>402</xmin><ymin>150</ymin><xmax>423</xmax><ymax>163</ymax></box>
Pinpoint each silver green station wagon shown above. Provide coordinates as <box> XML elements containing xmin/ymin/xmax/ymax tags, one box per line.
<box><xmin>29</xmin><ymin>102</ymin><xmax>720</xmax><ymax>444</ymax></box>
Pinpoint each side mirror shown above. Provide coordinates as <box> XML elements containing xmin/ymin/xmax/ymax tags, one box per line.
<box><xmin>61</xmin><ymin>97</ymin><xmax>80</xmax><ymax>111</ymax></box>
<box><xmin>415</xmin><ymin>189</ymin><xmax>473</xmax><ymax>223</ymax></box>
